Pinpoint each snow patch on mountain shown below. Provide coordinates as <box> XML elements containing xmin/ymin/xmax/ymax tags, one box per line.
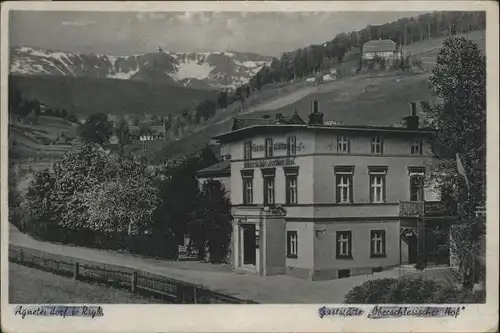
<box><xmin>108</xmin><ymin>68</ymin><xmax>140</xmax><ymax>80</ymax></box>
<box><xmin>174</xmin><ymin>60</ymin><xmax>215</xmax><ymax>81</ymax></box>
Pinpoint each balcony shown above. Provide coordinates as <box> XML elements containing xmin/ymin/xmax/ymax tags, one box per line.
<box><xmin>399</xmin><ymin>201</ymin><xmax>450</xmax><ymax>218</ymax></box>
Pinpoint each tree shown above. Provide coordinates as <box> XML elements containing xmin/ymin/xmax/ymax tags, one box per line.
<box><xmin>84</xmin><ymin>173</ymin><xmax>160</xmax><ymax>236</ymax></box>
<box><xmin>23</xmin><ymin>169</ymin><xmax>58</xmax><ymax>236</ymax></box>
<box><xmin>191</xmin><ymin>180</ymin><xmax>232</xmax><ymax>263</ymax></box>
<box><xmin>421</xmin><ymin>36</ymin><xmax>486</xmax><ymax>290</ymax></box>
<box><xmin>79</xmin><ymin>113</ymin><xmax>113</xmax><ymax>145</ymax></box>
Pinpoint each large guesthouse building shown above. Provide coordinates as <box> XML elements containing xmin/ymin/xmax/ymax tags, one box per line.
<box><xmin>206</xmin><ymin>104</ymin><xmax>451</xmax><ymax>281</ymax></box>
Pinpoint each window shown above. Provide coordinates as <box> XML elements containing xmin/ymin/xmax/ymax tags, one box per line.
<box><xmin>264</xmin><ymin>178</ymin><xmax>275</xmax><ymax>205</ymax></box>
<box><xmin>410</xmin><ymin>175</ymin><xmax>424</xmax><ymax>201</ymax></box>
<box><xmin>371</xmin><ymin>136</ymin><xmax>383</xmax><ymax>154</ymax></box>
<box><xmin>334</xmin><ymin>166</ymin><xmax>354</xmax><ymax>203</ymax></box>
<box><xmin>262</xmin><ymin>168</ymin><xmax>275</xmax><ymax>205</ymax></box>
<box><xmin>336</xmin><ymin>175</ymin><xmax>353</xmax><ymax>203</ymax></box>
<box><xmin>287</xmin><ymin>231</ymin><xmax>298</xmax><ymax>258</ymax></box>
<box><xmin>408</xmin><ymin>167</ymin><xmax>425</xmax><ymax>201</ymax></box>
<box><xmin>370</xmin><ymin>175</ymin><xmax>385</xmax><ymax>203</ymax></box>
<box><xmin>265</xmin><ymin>138</ymin><xmax>273</xmax><ymax>158</ymax></box>
<box><xmin>287</xmin><ymin>136</ymin><xmax>297</xmax><ymax>156</ymax></box>
<box><xmin>369</xmin><ymin>166</ymin><xmax>387</xmax><ymax>203</ymax></box>
<box><xmin>410</xmin><ymin>139</ymin><xmax>423</xmax><ymax>155</ymax></box>
<box><xmin>286</xmin><ymin>176</ymin><xmax>298</xmax><ymax>204</ymax></box>
<box><xmin>336</xmin><ymin>231</ymin><xmax>352</xmax><ymax>258</ymax></box>
<box><xmin>337</xmin><ymin>136</ymin><xmax>350</xmax><ymax>153</ymax></box>
<box><xmin>370</xmin><ymin>230</ymin><xmax>386</xmax><ymax>257</ymax></box>
<box><xmin>284</xmin><ymin>166</ymin><xmax>299</xmax><ymax>205</ymax></box>
<box><xmin>241</xmin><ymin>170</ymin><xmax>254</xmax><ymax>204</ymax></box>
<box><xmin>244</xmin><ymin>141</ymin><xmax>252</xmax><ymax>160</ymax></box>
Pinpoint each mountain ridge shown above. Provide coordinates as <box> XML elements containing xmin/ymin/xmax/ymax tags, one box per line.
<box><xmin>10</xmin><ymin>46</ymin><xmax>273</xmax><ymax>90</ymax></box>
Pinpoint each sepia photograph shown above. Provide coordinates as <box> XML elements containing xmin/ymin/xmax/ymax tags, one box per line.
<box><xmin>1</xmin><ymin>1</ymin><xmax>498</xmax><ymax>333</ymax></box>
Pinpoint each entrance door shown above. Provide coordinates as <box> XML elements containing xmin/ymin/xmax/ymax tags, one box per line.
<box><xmin>243</xmin><ymin>224</ymin><xmax>256</xmax><ymax>265</ymax></box>
<box><xmin>406</xmin><ymin>234</ymin><xmax>418</xmax><ymax>264</ymax></box>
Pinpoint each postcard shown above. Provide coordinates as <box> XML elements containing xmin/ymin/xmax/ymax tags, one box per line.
<box><xmin>1</xmin><ymin>1</ymin><xmax>498</xmax><ymax>332</ymax></box>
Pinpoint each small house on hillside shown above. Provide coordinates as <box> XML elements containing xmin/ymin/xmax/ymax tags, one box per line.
<box><xmin>362</xmin><ymin>39</ymin><xmax>402</xmax><ymax>64</ymax></box>
<box><xmin>126</xmin><ymin>124</ymin><xmax>166</xmax><ymax>142</ymax></box>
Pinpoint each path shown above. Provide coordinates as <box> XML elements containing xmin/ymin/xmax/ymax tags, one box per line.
<box><xmin>9</xmin><ymin>224</ymin><xmax>450</xmax><ymax>303</ymax></box>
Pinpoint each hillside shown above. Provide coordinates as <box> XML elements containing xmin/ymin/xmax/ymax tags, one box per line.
<box><xmin>9</xmin><ymin>75</ymin><xmax>219</xmax><ymax>118</ymax></box>
<box><xmin>151</xmin><ymin>30</ymin><xmax>485</xmax><ymax>160</ymax></box>
<box><xmin>9</xmin><ymin>115</ymin><xmax>81</xmax><ymax>161</ymax></box>
<box><xmin>10</xmin><ymin>47</ymin><xmax>273</xmax><ymax>90</ymax></box>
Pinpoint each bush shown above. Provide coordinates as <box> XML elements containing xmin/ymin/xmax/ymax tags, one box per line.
<box><xmin>344</xmin><ymin>278</ymin><xmax>459</xmax><ymax>304</ymax></box>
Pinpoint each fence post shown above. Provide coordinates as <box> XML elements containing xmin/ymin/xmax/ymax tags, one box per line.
<box><xmin>193</xmin><ymin>286</ymin><xmax>197</xmax><ymax>304</ymax></box>
<box><xmin>19</xmin><ymin>249</ymin><xmax>24</xmax><ymax>263</ymax></box>
<box><xmin>73</xmin><ymin>262</ymin><xmax>79</xmax><ymax>280</ymax></box>
<box><xmin>131</xmin><ymin>271</ymin><xmax>138</xmax><ymax>293</ymax></box>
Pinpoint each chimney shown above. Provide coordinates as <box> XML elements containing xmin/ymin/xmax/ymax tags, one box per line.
<box><xmin>313</xmin><ymin>100</ymin><xmax>319</xmax><ymax>114</ymax></box>
<box><xmin>409</xmin><ymin>102</ymin><xmax>417</xmax><ymax>117</ymax></box>
<box><xmin>404</xmin><ymin>102</ymin><xmax>419</xmax><ymax>129</ymax></box>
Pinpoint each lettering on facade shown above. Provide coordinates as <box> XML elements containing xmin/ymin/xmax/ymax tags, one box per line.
<box><xmin>251</xmin><ymin>142</ymin><xmax>305</xmax><ymax>152</ymax></box>
<box><xmin>243</xmin><ymin>158</ymin><xmax>296</xmax><ymax>169</ymax></box>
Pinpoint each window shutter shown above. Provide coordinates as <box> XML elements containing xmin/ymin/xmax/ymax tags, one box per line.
<box><xmin>348</xmin><ymin>232</ymin><xmax>352</xmax><ymax>256</ymax></box>
<box><xmin>349</xmin><ymin>176</ymin><xmax>353</xmax><ymax>203</ymax></box>
<box><xmin>242</xmin><ymin>180</ymin><xmax>246</xmax><ymax>204</ymax></box>
<box><xmin>382</xmin><ymin>231</ymin><xmax>386</xmax><ymax>254</ymax></box>
<box><xmin>369</xmin><ymin>175</ymin><xmax>373</xmax><ymax>203</ymax></box>
<box><xmin>380</xmin><ymin>137</ymin><xmax>384</xmax><ymax>154</ymax></box>
<box><xmin>263</xmin><ymin>179</ymin><xmax>268</xmax><ymax>204</ymax></box>
<box><xmin>370</xmin><ymin>231</ymin><xmax>374</xmax><ymax>256</ymax></box>
<box><xmin>383</xmin><ymin>175</ymin><xmax>387</xmax><ymax>202</ymax></box>
<box><xmin>295</xmin><ymin>232</ymin><xmax>299</xmax><ymax>256</ymax></box>
<box><xmin>335</xmin><ymin>175</ymin><xmax>340</xmax><ymax>203</ymax></box>
<box><xmin>287</xmin><ymin>232</ymin><xmax>290</xmax><ymax>255</ymax></box>
<box><xmin>335</xmin><ymin>233</ymin><xmax>340</xmax><ymax>257</ymax></box>
<box><xmin>347</xmin><ymin>138</ymin><xmax>351</xmax><ymax>153</ymax></box>
<box><xmin>419</xmin><ymin>140</ymin><xmax>423</xmax><ymax>155</ymax></box>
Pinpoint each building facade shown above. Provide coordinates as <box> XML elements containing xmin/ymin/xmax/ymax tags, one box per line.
<box><xmin>212</xmin><ymin>114</ymin><xmax>451</xmax><ymax>280</ymax></box>
<box><xmin>362</xmin><ymin>39</ymin><xmax>402</xmax><ymax>65</ymax></box>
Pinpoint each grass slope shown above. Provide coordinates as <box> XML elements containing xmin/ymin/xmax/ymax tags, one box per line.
<box><xmin>9</xmin><ymin>75</ymin><xmax>218</xmax><ymax>118</ymax></box>
<box><xmin>9</xmin><ymin>263</ymin><xmax>162</xmax><ymax>304</ymax></box>
<box><xmin>9</xmin><ymin>115</ymin><xmax>81</xmax><ymax>162</ymax></box>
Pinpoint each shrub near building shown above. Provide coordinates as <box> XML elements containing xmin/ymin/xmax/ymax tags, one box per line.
<box><xmin>344</xmin><ymin>278</ymin><xmax>459</xmax><ymax>304</ymax></box>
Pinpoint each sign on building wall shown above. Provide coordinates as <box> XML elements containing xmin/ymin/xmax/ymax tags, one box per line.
<box><xmin>251</xmin><ymin>141</ymin><xmax>305</xmax><ymax>153</ymax></box>
<box><xmin>243</xmin><ymin>158</ymin><xmax>295</xmax><ymax>169</ymax></box>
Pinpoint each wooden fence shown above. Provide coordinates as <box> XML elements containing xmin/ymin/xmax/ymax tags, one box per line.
<box><xmin>8</xmin><ymin>245</ymin><xmax>258</xmax><ymax>304</ymax></box>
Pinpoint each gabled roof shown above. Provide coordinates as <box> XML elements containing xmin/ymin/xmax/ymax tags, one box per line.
<box><xmin>196</xmin><ymin>159</ymin><xmax>231</xmax><ymax>178</ymax></box>
<box><xmin>363</xmin><ymin>39</ymin><xmax>397</xmax><ymax>53</ymax></box>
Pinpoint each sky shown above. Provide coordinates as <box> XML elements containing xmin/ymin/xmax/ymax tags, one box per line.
<box><xmin>9</xmin><ymin>11</ymin><xmax>427</xmax><ymax>57</ymax></box>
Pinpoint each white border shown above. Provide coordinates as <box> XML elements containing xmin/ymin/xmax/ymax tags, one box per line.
<box><xmin>1</xmin><ymin>2</ymin><xmax>498</xmax><ymax>333</ymax></box>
